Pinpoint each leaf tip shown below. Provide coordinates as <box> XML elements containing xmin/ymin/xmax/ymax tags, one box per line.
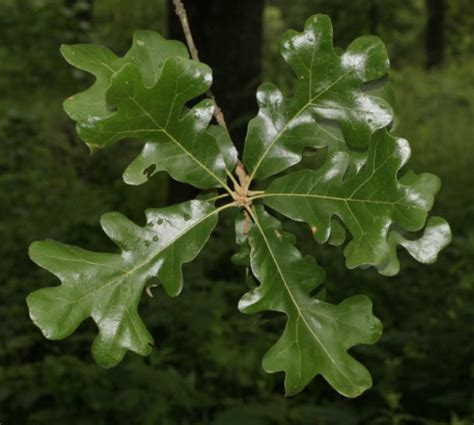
<box><xmin>59</xmin><ymin>43</ymin><xmax>71</xmax><ymax>57</ymax></box>
<box><xmin>28</xmin><ymin>240</ymin><xmax>47</xmax><ymax>264</ymax></box>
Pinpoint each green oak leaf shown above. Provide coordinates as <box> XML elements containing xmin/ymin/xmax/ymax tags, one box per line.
<box><xmin>62</xmin><ymin>31</ymin><xmax>189</xmax><ymax>122</ymax></box>
<box><xmin>77</xmin><ymin>61</ymin><xmax>228</xmax><ymax>189</ymax></box>
<box><xmin>62</xmin><ymin>32</ymin><xmax>233</xmax><ymax>189</ymax></box>
<box><xmin>262</xmin><ymin>130</ymin><xmax>446</xmax><ymax>271</ymax></box>
<box><xmin>378</xmin><ymin>216</ymin><xmax>452</xmax><ymax>276</ymax></box>
<box><xmin>243</xmin><ymin>14</ymin><xmax>393</xmax><ymax>181</ymax></box>
<box><xmin>27</xmin><ymin>200</ymin><xmax>223</xmax><ymax>367</ymax></box>
<box><xmin>241</xmin><ymin>206</ymin><xmax>382</xmax><ymax>397</ymax></box>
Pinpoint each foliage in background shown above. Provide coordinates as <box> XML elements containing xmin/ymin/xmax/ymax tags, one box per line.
<box><xmin>93</xmin><ymin>0</ymin><xmax>168</xmax><ymax>52</ymax></box>
<box><xmin>0</xmin><ymin>0</ymin><xmax>473</xmax><ymax>424</ymax></box>
<box><xmin>266</xmin><ymin>0</ymin><xmax>474</xmax><ymax>65</ymax></box>
<box><xmin>446</xmin><ymin>0</ymin><xmax>474</xmax><ymax>59</ymax></box>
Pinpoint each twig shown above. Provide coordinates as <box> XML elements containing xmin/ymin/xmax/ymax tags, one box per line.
<box><xmin>204</xmin><ymin>193</ymin><xmax>231</xmax><ymax>203</ymax></box>
<box><xmin>235</xmin><ymin>161</ymin><xmax>248</xmax><ymax>189</ymax></box>
<box><xmin>226</xmin><ymin>169</ymin><xmax>240</xmax><ymax>189</ymax></box>
<box><xmin>172</xmin><ymin>0</ymin><xmax>228</xmax><ymax>131</ymax></box>
<box><xmin>172</xmin><ymin>0</ymin><xmax>200</xmax><ymax>61</ymax></box>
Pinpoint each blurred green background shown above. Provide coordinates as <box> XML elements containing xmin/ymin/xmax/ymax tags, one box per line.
<box><xmin>1</xmin><ymin>0</ymin><xmax>473</xmax><ymax>424</ymax></box>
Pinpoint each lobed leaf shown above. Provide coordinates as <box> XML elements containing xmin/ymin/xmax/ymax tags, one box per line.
<box><xmin>63</xmin><ymin>32</ymin><xmax>232</xmax><ymax>189</ymax></box>
<box><xmin>262</xmin><ymin>130</ymin><xmax>449</xmax><ymax>271</ymax></box>
<box><xmin>241</xmin><ymin>206</ymin><xmax>382</xmax><ymax>397</ymax></box>
<box><xmin>27</xmin><ymin>200</ymin><xmax>223</xmax><ymax>367</ymax></box>
<box><xmin>62</xmin><ymin>31</ymin><xmax>188</xmax><ymax>122</ymax></box>
<box><xmin>243</xmin><ymin>14</ymin><xmax>393</xmax><ymax>181</ymax></box>
<box><xmin>78</xmin><ymin>61</ymin><xmax>228</xmax><ymax>189</ymax></box>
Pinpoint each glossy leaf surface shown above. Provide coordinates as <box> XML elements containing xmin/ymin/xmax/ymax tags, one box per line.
<box><xmin>262</xmin><ymin>130</ymin><xmax>445</xmax><ymax>270</ymax></box>
<box><xmin>243</xmin><ymin>14</ymin><xmax>392</xmax><ymax>181</ymax></box>
<box><xmin>241</xmin><ymin>207</ymin><xmax>382</xmax><ymax>397</ymax></box>
<box><xmin>27</xmin><ymin>200</ymin><xmax>220</xmax><ymax>367</ymax></box>
<box><xmin>62</xmin><ymin>31</ymin><xmax>188</xmax><ymax>122</ymax></box>
<box><xmin>80</xmin><ymin>61</ymin><xmax>227</xmax><ymax>189</ymax></box>
<box><xmin>379</xmin><ymin>216</ymin><xmax>452</xmax><ymax>276</ymax></box>
<box><xmin>63</xmin><ymin>33</ymin><xmax>231</xmax><ymax>189</ymax></box>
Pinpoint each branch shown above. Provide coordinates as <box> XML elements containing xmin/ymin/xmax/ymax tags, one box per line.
<box><xmin>172</xmin><ymin>0</ymin><xmax>229</xmax><ymax>131</ymax></box>
<box><xmin>172</xmin><ymin>0</ymin><xmax>200</xmax><ymax>61</ymax></box>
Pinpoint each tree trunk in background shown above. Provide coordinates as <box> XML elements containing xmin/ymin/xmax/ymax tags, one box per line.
<box><xmin>168</xmin><ymin>0</ymin><xmax>264</xmax><ymax>152</ymax></box>
<box><xmin>167</xmin><ymin>0</ymin><xmax>264</xmax><ymax>203</ymax></box>
<box><xmin>425</xmin><ymin>0</ymin><xmax>445</xmax><ymax>68</ymax></box>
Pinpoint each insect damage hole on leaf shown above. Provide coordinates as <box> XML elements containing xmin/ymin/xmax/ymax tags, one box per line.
<box><xmin>27</xmin><ymin>8</ymin><xmax>451</xmax><ymax>398</ymax></box>
<box><xmin>143</xmin><ymin>163</ymin><xmax>157</xmax><ymax>179</ymax></box>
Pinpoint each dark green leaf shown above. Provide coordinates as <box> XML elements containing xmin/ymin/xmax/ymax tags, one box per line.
<box><xmin>63</xmin><ymin>32</ymin><xmax>234</xmax><ymax>189</ymax></box>
<box><xmin>241</xmin><ymin>206</ymin><xmax>382</xmax><ymax>397</ymax></box>
<box><xmin>27</xmin><ymin>200</ymin><xmax>226</xmax><ymax>367</ymax></box>
<box><xmin>62</xmin><ymin>31</ymin><xmax>188</xmax><ymax>122</ymax></box>
<box><xmin>378</xmin><ymin>216</ymin><xmax>452</xmax><ymax>276</ymax></box>
<box><xmin>243</xmin><ymin>14</ymin><xmax>392</xmax><ymax>181</ymax></box>
<box><xmin>261</xmin><ymin>130</ymin><xmax>449</xmax><ymax>271</ymax></box>
<box><xmin>78</xmin><ymin>61</ymin><xmax>228</xmax><ymax>189</ymax></box>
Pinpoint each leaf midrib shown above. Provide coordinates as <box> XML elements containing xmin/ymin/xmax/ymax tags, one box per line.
<box><xmin>128</xmin><ymin>95</ymin><xmax>228</xmax><ymax>189</ymax></box>
<box><xmin>249</xmin><ymin>69</ymin><xmax>354</xmax><ymax>181</ymax></box>
<box><xmin>48</xmin><ymin>203</ymin><xmax>233</xmax><ymax>305</ymax></box>
<box><xmin>257</xmin><ymin>192</ymin><xmax>423</xmax><ymax>210</ymax></box>
<box><xmin>249</xmin><ymin>207</ymin><xmax>354</xmax><ymax>387</ymax></box>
